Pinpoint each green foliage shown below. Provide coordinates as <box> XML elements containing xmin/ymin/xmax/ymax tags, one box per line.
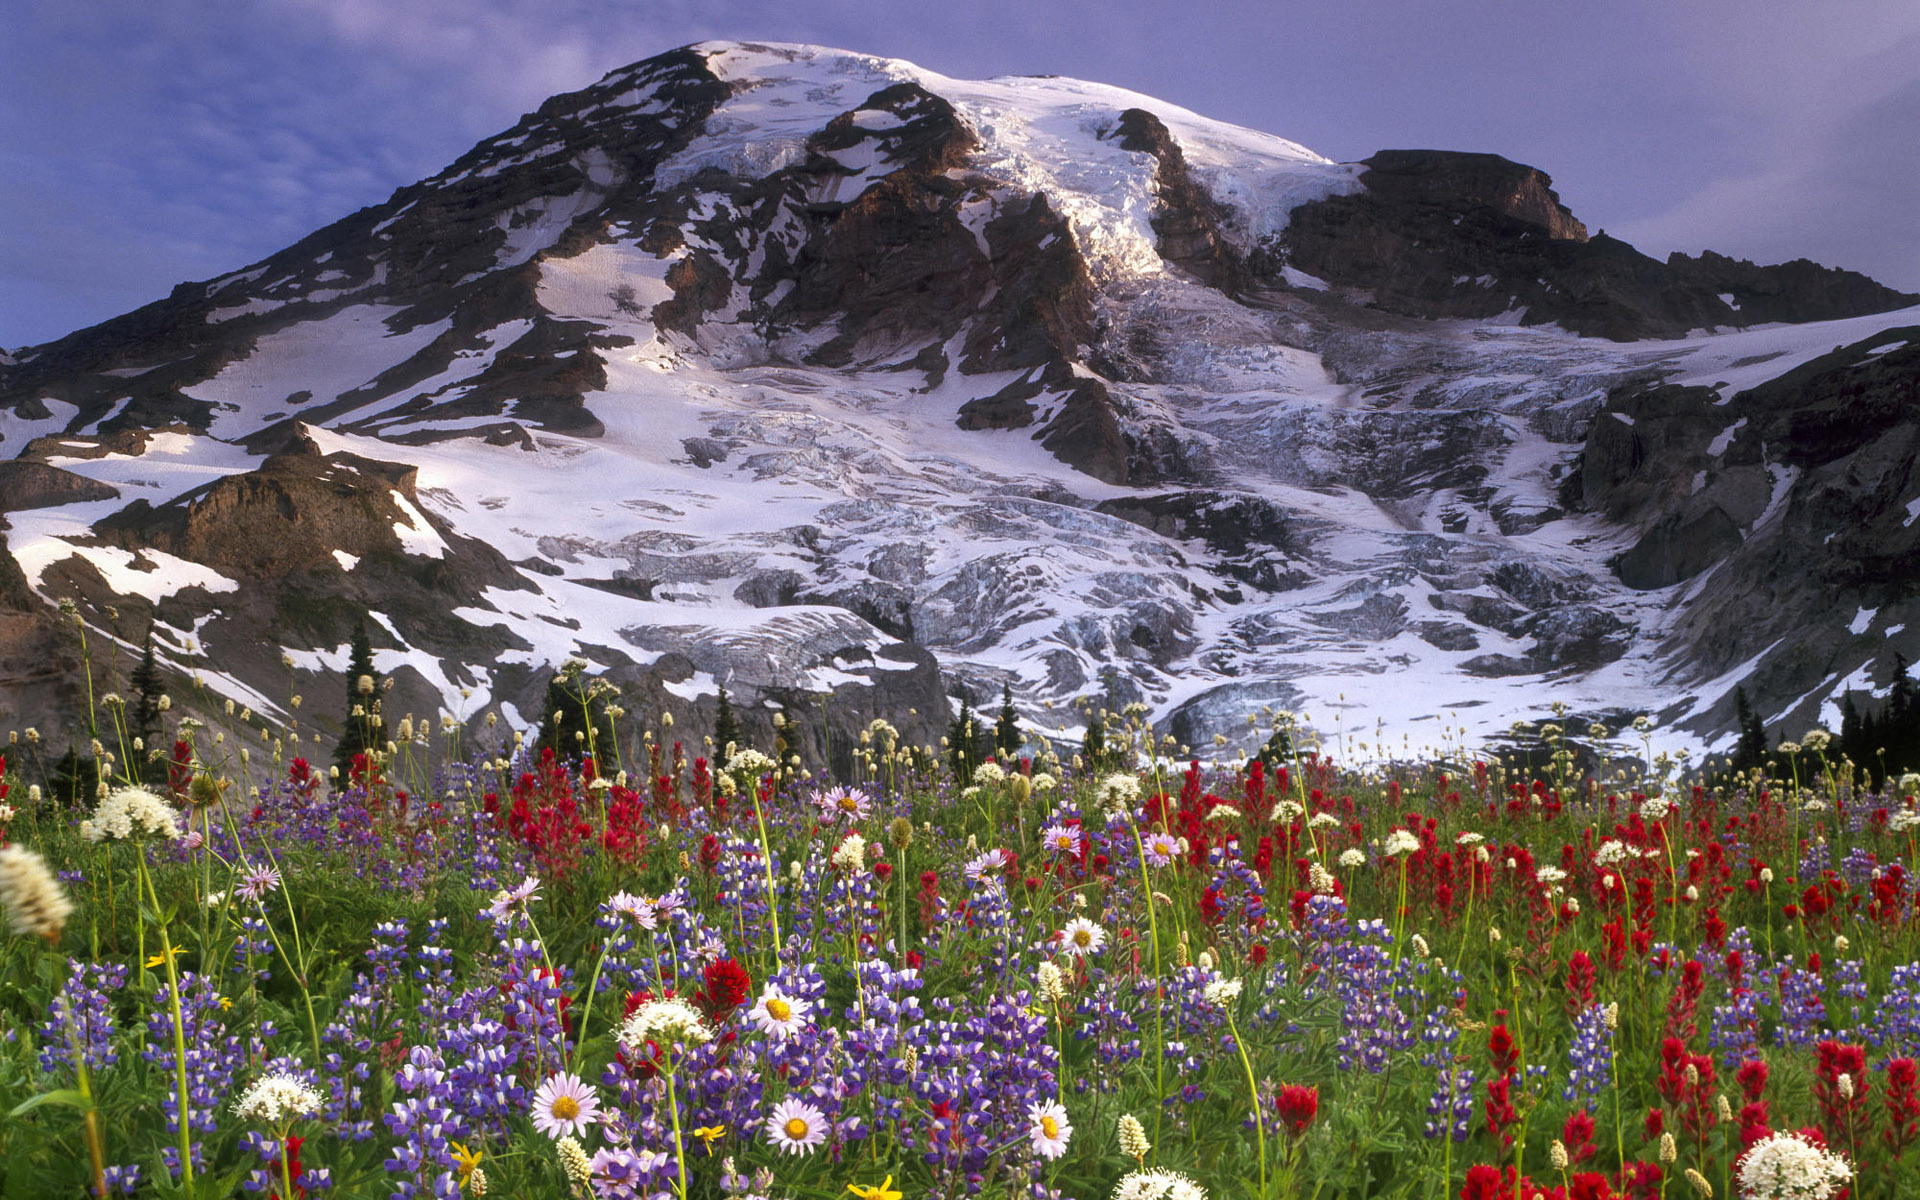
<box><xmin>43</xmin><ymin>748</ymin><xmax>102</xmax><ymax>808</ymax></box>
<box><xmin>946</xmin><ymin>693</ymin><xmax>985</xmax><ymax>780</ymax></box>
<box><xmin>127</xmin><ymin>628</ymin><xmax>164</xmax><ymax>780</ymax></box>
<box><xmin>536</xmin><ymin>659</ymin><xmax>620</xmax><ymax>767</ymax></box>
<box><xmin>1082</xmin><ymin>708</ymin><xmax>1111</xmax><ymax>772</ymax></box>
<box><xmin>713</xmin><ymin>684</ymin><xmax>742</xmax><ymax>761</ymax></box>
<box><xmin>993</xmin><ymin>682</ymin><xmax>1022</xmax><ymax>760</ymax></box>
<box><xmin>332</xmin><ymin>618</ymin><xmax>385</xmax><ymax>777</ymax></box>
<box><xmin>1732</xmin><ymin>685</ymin><xmax>1769</xmax><ymax>775</ymax></box>
<box><xmin>1255</xmin><ymin>723</ymin><xmax>1294</xmax><ymax>775</ymax></box>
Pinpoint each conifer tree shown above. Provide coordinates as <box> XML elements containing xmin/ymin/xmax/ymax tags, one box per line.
<box><xmin>1082</xmin><ymin>708</ymin><xmax>1108</xmax><ymax>773</ymax></box>
<box><xmin>1733</xmin><ymin>686</ymin><xmax>1769</xmax><ymax>775</ymax></box>
<box><xmin>947</xmin><ymin>693</ymin><xmax>983</xmax><ymax>781</ymax></box>
<box><xmin>537</xmin><ymin>660</ymin><xmax>619</xmax><ymax>766</ymax></box>
<box><xmin>334</xmin><ymin>618</ymin><xmax>385</xmax><ymax>778</ymax></box>
<box><xmin>713</xmin><ymin>684</ymin><xmax>742</xmax><ymax>762</ymax></box>
<box><xmin>994</xmin><ymin>683</ymin><xmax>1022</xmax><ymax>760</ymax></box>
<box><xmin>1889</xmin><ymin>654</ymin><xmax>1918</xmax><ymax>775</ymax></box>
<box><xmin>128</xmin><ymin>627</ymin><xmax>164</xmax><ymax>780</ymax></box>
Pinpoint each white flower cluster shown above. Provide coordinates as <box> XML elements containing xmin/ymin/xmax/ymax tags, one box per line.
<box><xmin>1098</xmin><ymin>773</ymin><xmax>1142</xmax><ymax>815</ymax></box>
<box><xmin>1030</xmin><ymin>773</ymin><xmax>1059</xmax><ymax>793</ymax></box>
<box><xmin>1890</xmin><ymin>808</ymin><xmax>1920</xmax><ymax>833</ymax></box>
<box><xmin>233</xmin><ymin>1071</ymin><xmax>323</xmax><ymax>1125</ymax></box>
<box><xmin>618</xmin><ymin>998</ymin><xmax>712</xmax><ymax>1052</ymax></box>
<box><xmin>1736</xmin><ymin>1131</ymin><xmax>1850</xmax><ymax>1200</ymax></box>
<box><xmin>972</xmin><ymin>761</ymin><xmax>1008</xmax><ymax>786</ymax></box>
<box><xmin>1036</xmin><ymin>960</ymin><xmax>1068</xmax><ymax>1003</ymax></box>
<box><xmin>1383</xmin><ymin>829</ymin><xmax>1421</xmax><ymax>857</ymax></box>
<box><xmin>1113</xmin><ymin>1167</ymin><xmax>1206</xmax><ymax>1200</ymax></box>
<box><xmin>831</xmin><ymin>833</ymin><xmax>868</xmax><ymax>873</ymax></box>
<box><xmin>1307</xmin><ymin>862</ymin><xmax>1336</xmax><ymax>895</ymax></box>
<box><xmin>1339</xmin><ymin>848</ymin><xmax>1367</xmax><ymax>868</ymax></box>
<box><xmin>0</xmin><ymin>845</ymin><xmax>73</xmax><ymax>940</ymax></box>
<box><xmin>726</xmin><ymin>749</ymin><xmax>778</xmax><ymax>778</ymax></box>
<box><xmin>1640</xmin><ymin>796</ymin><xmax>1673</xmax><ymax>821</ymax></box>
<box><xmin>1594</xmin><ymin>839</ymin><xmax>1629</xmax><ymax>867</ymax></box>
<box><xmin>1201</xmin><ymin>977</ymin><xmax>1242</xmax><ymax>1008</ymax></box>
<box><xmin>79</xmin><ymin>786</ymin><xmax>180</xmax><ymax>843</ymax></box>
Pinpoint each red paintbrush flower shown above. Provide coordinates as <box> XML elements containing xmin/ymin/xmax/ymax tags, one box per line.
<box><xmin>1273</xmin><ymin>1085</ymin><xmax>1318</xmax><ymax>1137</ymax></box>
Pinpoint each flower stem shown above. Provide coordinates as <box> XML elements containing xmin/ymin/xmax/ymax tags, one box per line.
<box><xmin>1227</xmin><ymin>1006</ymin><xmax>1268</xmax><ymax>1199</ymax></box>
<box><xmin>140</xmin><ymin>849</ymin><xmax>195</xmax><ymax>1186</ymax></box>
<box><xmin>664</xmin><ymin>1057</ymin><xmax>690</xmax><ymax>1200</ymax></box>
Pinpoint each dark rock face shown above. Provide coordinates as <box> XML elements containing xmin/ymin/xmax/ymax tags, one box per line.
<box><xmin>0</xmin><ymin>461</ymin><xmax>121</xmax><ymax>510</ymax></box>
<box><xmin>1276</xmin><ymin>150</ymin><xmax>1918</xmax><ymax>340</ymax></box>
<box><xmin>0</xmin><ymin>50</ymin><xmax>733</xmax><ymax>440</ymax></box>
<box><xmin>1568</xmin><ymin>328</ymin><xmax>1920</xmax><ymax>729</ymax></box>
<box><xmin>1109</xmin><ymin>109</ymin><xmax>1245</xmax><ymax>292</ymax></box>
<box><xmin>1665</xmin><ymin>251</ymin><xmax>1918</xmax><ymax>327</ymax></box>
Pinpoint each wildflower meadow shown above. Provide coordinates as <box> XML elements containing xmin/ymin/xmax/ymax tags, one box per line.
<box><xmin>4</xmin><ymin>681</ymin><xmax>1920</xmax><ymax>1200</ymax></box>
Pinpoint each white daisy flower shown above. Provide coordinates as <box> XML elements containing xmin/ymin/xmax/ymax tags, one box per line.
<box><xmin>1142</xmin><ymin>831</ymin><xmax>1180</xmax><ymax>867</ymax></box>
<box><xmin>1059</xmin><ymin>917</ymin><xmax>1107</xmax><ymax>957</ymax></box>
<box><xmin>964</xmin><ymin>848</ymin><xmax>1008</xmax><ymax>883</ymax></box>
<box><xmin>1028</xmin><ymin>1099</ymin><xmax>1072</xmax><ymax>1160</ymax></box>
<box><xmin>749</xmin><ymin>985</ymin><xmax>812</xmax><ymax>1041</ymax></box>
<box><xmin>484</xmin><ymin>876</ymin><xmax>541</xmax><ymax>921</ymax></box>
<box><xmin>765</xmin><ymin>1097</ymin><xmax>828</xmax><ymax>1156</ymax></box>
<box><xmin>812</xmin><ymin>786</ymin><xmax>872</xmax><ymax>823</ymax></box>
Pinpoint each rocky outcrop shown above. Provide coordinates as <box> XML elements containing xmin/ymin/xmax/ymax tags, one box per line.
<box><xmin>1563</xmin><ymin>327</ymin><xmax>1920</xmax><ymax>730</ymax></box>
<box><xmin>0</xmin><ymin>461</ymin><xmax>121</xmax><ymax>510</ymax></box>
<box><xmin>1665</xmin><ymin>251</ymin><xmax>1918</xmax><ymax>328</ymax></box>
<box><xmin>1109</xmin><ymin>109</ymin><xmax>1245</xmax><ymax>292</ymax></box>
<box><xmin>1274</xmin><ymin>150</ymin><xmax>1917</xmax><ymax>340</ymax></box>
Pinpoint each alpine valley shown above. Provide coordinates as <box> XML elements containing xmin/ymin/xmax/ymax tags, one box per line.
<box><xmin>4</xmin><ymin>41</ymin><xmax>1918</xmax><ymax>770</ymax></box>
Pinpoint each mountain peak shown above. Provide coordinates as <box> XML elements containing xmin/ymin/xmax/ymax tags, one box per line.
<box><xmin>3</xmin><ymin>42</ymin><xmax>1918</xmax><ymax>765</ymax></box>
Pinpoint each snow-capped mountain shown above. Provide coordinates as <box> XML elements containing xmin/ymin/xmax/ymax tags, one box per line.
<box><xmin>4</xmin><ymin>40</ymin><xmax>1918</xmax><ymax>769</ymax></box>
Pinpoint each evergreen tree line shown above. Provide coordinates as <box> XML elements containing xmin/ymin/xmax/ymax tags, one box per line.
<box><xmin>1727</xmin><ymin>653</ymin><xmax>1920</xmax><ymax>785</ymax></box>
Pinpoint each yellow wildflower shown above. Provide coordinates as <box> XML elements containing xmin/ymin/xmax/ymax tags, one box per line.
<box><xmin>848</xmin><ymin>1176</ymin><xmax>904</xmax><ymax>1200</ymax></box>
<box><xmin>450</xmin><ymin>1141</ymin><xmax>482</xmax><ymax>1184</ymax></box>
<box><xmin>693</xmin><ymin>1125</ymin><xmax>725</xmax><ymax>1153</ymax></box>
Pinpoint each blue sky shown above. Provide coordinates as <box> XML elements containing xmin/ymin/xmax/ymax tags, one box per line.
<box><xmin>4</xmin><ymin>0</ymin><xmax>1916</xmax><ymax>348</ymax></box>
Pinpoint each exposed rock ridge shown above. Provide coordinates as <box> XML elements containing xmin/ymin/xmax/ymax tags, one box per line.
<box><xmin>1273</xmin><ymin>149</ymin><xmax>1917</xmax><ymax>340</ymax></box>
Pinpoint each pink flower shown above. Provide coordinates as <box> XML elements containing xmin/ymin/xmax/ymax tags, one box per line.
<box><xmin>530</xmin><ymin>1071</ymin><xmax>599</xmax><ymax>1140</ymax></box>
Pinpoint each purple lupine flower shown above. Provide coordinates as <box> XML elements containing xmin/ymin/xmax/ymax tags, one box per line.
<box><xmin>39</xmin><ymin>959</ymin><xmax>126</xmax><ymax>1074</ymax></box>
<box><xmin>1776</xmin><ymin>963</ymin><xmax>1829</xmax><ymax>1048</ymax></box>
<box><xmin>141</xmin><ymin>971</ymin><xmax>246</xmax><ymax>1173</ymax></box>
<box><xmin>1564</xmin><ymin>1002</ymin><xmax>1614</xmax><ymax>1102</ymax></box>
<box><xmin>1873</xmin><ymin>963</ymin><xmax>1920</xmax><ymax>1058</ymax></box>
<box><xmin>1424</xmin><ymin>1061</ymin><xmax>1477</xmax><ymax>1142</ymax></box>
<box><xmin>382</xmin><ymin>1045</ymin><xmax>461</xmax><ymax>1199</ymax></box>
<box><xmin>1709</xmin><ymin>986</ymin><xmax>1768</xmax><ymax>1068</ymax></box>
